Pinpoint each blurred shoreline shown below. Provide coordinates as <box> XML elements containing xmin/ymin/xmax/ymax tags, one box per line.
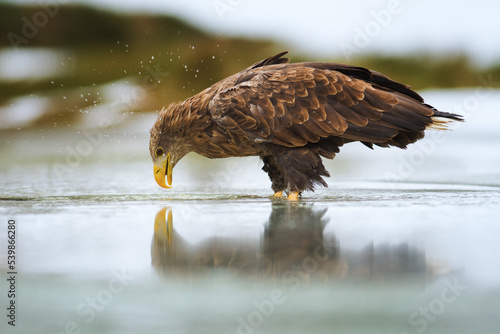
<box><xmin>1</xmin><ymin>2</ymin><xmax>500</xmax><ymax>133</ymax></box>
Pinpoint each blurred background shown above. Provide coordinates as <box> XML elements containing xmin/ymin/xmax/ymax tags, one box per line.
<box><xmin>1</xmin><ymin>0</ymin><xmax>500</xmax><ymax>133</ymax></box>
<box><xmin>1</xmin><ymin>1</ymin><xmax>500</xmax><ymax>334</ymax></box>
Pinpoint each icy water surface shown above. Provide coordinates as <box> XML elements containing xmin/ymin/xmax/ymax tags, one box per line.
<box><xmin>1</xmin><ymin>90</ymin><xmax>500</xmax><ymax>333</ymax></box>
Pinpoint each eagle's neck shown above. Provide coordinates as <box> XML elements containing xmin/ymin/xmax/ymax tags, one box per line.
<box><xmin>159</xmin><ymin>93</ymin><xmax>214</xmax><ymax>149</ymax></box>
<box><xmin>162</xmin><ymin>98</ymin><xmax>207</xmax><ymax>132</ymax></box>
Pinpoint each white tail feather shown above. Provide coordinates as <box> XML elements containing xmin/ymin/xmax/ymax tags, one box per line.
<box><xmin>426</xmin><ymin>116</ymin><xmax>455</xmax><ymax>130</ymax></box>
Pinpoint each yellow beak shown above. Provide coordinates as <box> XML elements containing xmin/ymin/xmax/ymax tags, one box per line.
<box><xmin>154</xmin><ymin>153</ymin><xmax>173</xmax><ymax>189</ymax></box>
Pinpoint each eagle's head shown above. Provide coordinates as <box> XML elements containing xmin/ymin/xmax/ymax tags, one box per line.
<box><xmin>149</xmin><ymin>103</ymin><xmax>192</xmax><ymax>189</ymax></box>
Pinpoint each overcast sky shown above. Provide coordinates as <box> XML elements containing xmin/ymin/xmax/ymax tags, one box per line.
<box><xmin>7</xmin><ymin>0</ymin><xmax>500</xmax><ymax>64</ymax></box>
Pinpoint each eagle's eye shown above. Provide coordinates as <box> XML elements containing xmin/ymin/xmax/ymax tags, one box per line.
<box><xmin>155</xmin><ymin>147</ymin><xmax>165</xmax><ymax>157</ymax></box>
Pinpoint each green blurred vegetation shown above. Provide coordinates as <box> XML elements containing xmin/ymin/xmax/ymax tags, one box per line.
<box><xmin>1</xmin><ymin>2</ymin><xmax>499</xmax><ymax>118</ymax></box>
<box><xmin>0</xmin><ymin>3</ymin><xmax>280</xmax><ymax>107</ymax></box>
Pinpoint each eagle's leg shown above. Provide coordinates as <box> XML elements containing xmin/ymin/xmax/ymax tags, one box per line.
<box><xmin>262</xmin><ymin>156</ymin><xmax>286</xmax><ymax>197</ymax></box>
<box><xmin>262</xmin><ymin>148</ymin><xmax>329</xmax><ymax>200</ymax></box>
<box><xmin>272</xmin><ymin>148</ymin><xmax>330</xmax><ymax>196</ymax></box>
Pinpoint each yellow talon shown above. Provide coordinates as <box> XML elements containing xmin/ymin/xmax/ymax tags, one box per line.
<box><xmin>287</xmin><ymin>191</ymin><xmax>300</xmax><ymax>201</ymax></box>
<box><xmin>273</xmin><ymin>191</ymin><xmax>283</xmax><ymax>198</ymax></box>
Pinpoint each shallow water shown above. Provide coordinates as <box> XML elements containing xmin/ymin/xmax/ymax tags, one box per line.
<box><xmin>1</xmin><ymin>89</ymin><xmax>500</xmax><ymax>333</ymax></box>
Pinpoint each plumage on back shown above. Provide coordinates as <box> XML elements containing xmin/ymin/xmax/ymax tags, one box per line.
<box><xmin>149</xmin><ymin>51</ymin><xmax>463</xmax><ymax>200</ymax></box>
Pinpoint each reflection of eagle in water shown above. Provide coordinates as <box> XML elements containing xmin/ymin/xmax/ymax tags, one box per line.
<box><xmin>151</xmin><ymin>205</ymin><xmax>430</xmax><ymax>282</ymax></box>
<box><xmin>149</xmin><ymin>51</ymin><xmax>462</xmax><ymax>199</ymax></box>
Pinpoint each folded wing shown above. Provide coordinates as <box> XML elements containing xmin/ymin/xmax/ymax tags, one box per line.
<box><xmin>209</xmin><ymin>53</ymin><xmax>457</xmax><ymax>157</ymax></box>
